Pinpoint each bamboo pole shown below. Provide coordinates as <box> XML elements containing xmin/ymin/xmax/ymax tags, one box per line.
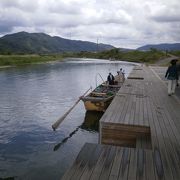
<box><xmin>52</xmin><ymin>87</ymin><xmax>91</xmax><ymax>131</ymax></box>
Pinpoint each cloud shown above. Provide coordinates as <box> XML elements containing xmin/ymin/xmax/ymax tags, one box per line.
<box><xmin>0</xmin><ymin>0</ymin><xmax>179</xmax><ymax>48</ymax></box>
<box><xmin>0</xmin><ymin>8</ymin><xmax>28</xmax><ymax>33</ymax></box>
<box><xmin>0</xmin><ymin>0</ymin><xmax>38</xmax><ymax>12</ymax></box>
<box><xmin>0</xmin><ymin>24</ymin><xmax>13</xmax><ymax>33</ymax></box>
<box><xmin>149</xmin><ymin>1</ymin><xmax>180</xmax><ymax>23</ymax></box>
<box><xmin>45</xmin><ymin>0</ymin><xmax>82</xmax><ymax>15</ymax></box>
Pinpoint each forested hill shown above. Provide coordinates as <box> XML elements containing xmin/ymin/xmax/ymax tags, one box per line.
<box><xmin>0</xmin><ymin>32</ymin><xmax>114</xmax><ymax>54</ymax></box>
<box><xmin>137</xmin><ymin>43</ymin><xmax>180</xmax><ymax>51</ymax></box>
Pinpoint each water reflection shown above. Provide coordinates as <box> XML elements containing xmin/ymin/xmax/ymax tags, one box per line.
<box><xmin>53</xmin><ymin>127</ymin><xmax>80</xmax><ymax>151</ymax></box>
<box><xmin>81</xmin><ymin>111</ymin><xmax>104</xmax><ymax>132</ymax></box>
<box><xmin>53</xmin><ymin>111</ymin><xmax>103</xmax><ymax>151</ymax></box>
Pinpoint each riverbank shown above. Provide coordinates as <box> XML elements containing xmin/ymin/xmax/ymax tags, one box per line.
<box><xmin>73</xmin><ymin>49</ymin><xmax>169</xmax><ymax>64</ymax></box>
<box><xmin>0</xmin><ymin>50</ymin><xmax>179</xmax><ymax>69</ymax></box>
<box><xmin>0</xmin><ymin>54</ymin><xmax>64</xmax><ymax>67</ymax></box>
<box><xmin>0</xmin><ymin>49</ymin><xmax>171</xmax><ymax>68</ymax></box>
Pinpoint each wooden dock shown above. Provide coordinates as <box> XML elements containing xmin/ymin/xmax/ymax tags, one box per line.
<box><xmin>62</xmin><ymin>143</ymin><xmax>158</xmax><ymax>180</ymax></box>
<box><xmin>62</xmin><ymin>66</ymin><xmax>180</xmax><ymax>180</ymax></box>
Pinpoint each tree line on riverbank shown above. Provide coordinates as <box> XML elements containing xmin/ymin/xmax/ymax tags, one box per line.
<box><xmin>0</xmin><ymin>48</ymin><xmax>179</xmax><ymax>67</ymax></box>
<box><xmin>73</xmin><ymin>48</ymin><xmax>168</xmax><ymax>63</ymax></box>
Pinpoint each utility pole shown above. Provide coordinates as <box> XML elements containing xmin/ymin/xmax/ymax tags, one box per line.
<box><xmin>97</xmin><ymin>38</ymin><xmax>99</xmax><ymax>52</ymax></box>
<box><xmin>69</xmin><ymin>32</ymin><xmax>72</xmax><ymax>51</ymax></box>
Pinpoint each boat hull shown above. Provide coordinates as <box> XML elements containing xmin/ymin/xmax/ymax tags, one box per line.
<box><xmin>81</xmin><ymin>96</ymin><xmax>113</xmax><ymax>112</ymax></box>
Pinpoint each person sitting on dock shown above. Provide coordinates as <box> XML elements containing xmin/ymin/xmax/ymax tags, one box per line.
<box><xmin>165</xmin><ymin>59</ymin><xmax>179</xmax><ymax>96</ymax></box>
<box><xmin>107</xmin><ymin>73</ymin><xmax>115</xmax><ymax>85</ymax></box>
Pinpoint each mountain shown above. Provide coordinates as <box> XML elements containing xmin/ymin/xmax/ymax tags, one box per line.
<box><xmin>0</xmin><ymin>32</ymin><xmax>114</xmax><ymax>54</ymax></box>
<box><xmin>137</xmin><ymin>43</ymin><xmax>180</xmax><ymax>51</ymax></box>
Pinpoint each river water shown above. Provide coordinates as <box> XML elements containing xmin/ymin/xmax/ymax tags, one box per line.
<box><xmin>0</xmin><ymin>58</ymin><xmax>135</xmax><ymax>180</ymax></box>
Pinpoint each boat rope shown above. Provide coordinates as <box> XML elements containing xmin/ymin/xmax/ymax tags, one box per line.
<box><xmin>95</xmin><ymin>73</ymin><xmax>105</xmax><ymax>87</ymax></box>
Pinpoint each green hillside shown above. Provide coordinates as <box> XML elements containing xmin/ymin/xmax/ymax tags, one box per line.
<box><xmin>0</xmin><ymin>32</ymin><xmax>114</xmax><ymax>54</ymax></box>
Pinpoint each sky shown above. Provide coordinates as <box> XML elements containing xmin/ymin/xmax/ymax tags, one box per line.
<box><xmin>0</xmin><ymin>0</ymin><xmax>180</xmax><ymax>49</ymax></box>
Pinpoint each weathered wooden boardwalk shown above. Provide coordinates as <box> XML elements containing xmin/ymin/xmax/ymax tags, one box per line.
<box><xmin>62</xmin><ymin>66</ymin><xmax>180</xmax><ymax>180</ymax></box>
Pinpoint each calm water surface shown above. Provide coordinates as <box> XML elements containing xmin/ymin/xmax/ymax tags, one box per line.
<box><xmin>0</xmin><ymin>58</ymin><xmax>135</xmax><ymax>179</ymax></box>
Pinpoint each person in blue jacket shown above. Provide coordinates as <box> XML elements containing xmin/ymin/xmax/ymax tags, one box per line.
<box><xmin>165</xmin><ymin>59</ymin><xmax>178</xmax><ymax>96</ymax></box>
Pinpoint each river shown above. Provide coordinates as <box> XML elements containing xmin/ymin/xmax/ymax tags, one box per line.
<box><xmin>0</xmin><ymin>58</ymin><xmax>136</xmax><ymax>180</ymax></box>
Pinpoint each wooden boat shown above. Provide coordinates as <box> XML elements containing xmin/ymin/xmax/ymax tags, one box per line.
<box><xmin>81</xmin><ymin>75</ymin><xmax>124</xmax><ymax>112</ymax></box>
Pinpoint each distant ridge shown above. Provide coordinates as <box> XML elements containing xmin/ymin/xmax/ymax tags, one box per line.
<box><xmin>137</xmin><ymin>43</ymin><xmax>180</xmax><ymax>51</ymax></box>
<box><xmin>0</xmin><ymin>32</ymin><xmax>114</xmax><ymax>54</ymax></box>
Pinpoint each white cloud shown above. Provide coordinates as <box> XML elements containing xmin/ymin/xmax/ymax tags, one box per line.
<box><xmin>0</xmin><ymin>0</ymin><xmax>180</xmax><ymax>48</ymax></box>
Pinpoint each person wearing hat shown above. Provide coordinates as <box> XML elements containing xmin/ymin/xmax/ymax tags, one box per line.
<box><xmin>165</xmin><ymin>59</ymin><xmax>179</xmax><ymax>96</ymax></box>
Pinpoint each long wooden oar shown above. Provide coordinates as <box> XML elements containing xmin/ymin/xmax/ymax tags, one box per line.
<box><xmin>52</xmin><ymin>87</ymin><xmax>92</xmax><ymax>131</ymax></box>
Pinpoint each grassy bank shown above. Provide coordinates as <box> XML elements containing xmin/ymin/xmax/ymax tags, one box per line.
<box><xmin>0</xmin><ymin>54</ymin><xmax>64</xmax><ymax>66</ymax></box>
<box><xmin>0</xmin><ymin>49</ymin><xmax>170</xmax><ymax>67</ymax></box>
<box><xmin>169</xmin><ymin>50</ymin><xmax>180</xmax><ymax>57</ymax></box>
<box><xmin>73</xmin><ymin>48</ymin><xmax>167</xmax><ymax>64</ymax></box>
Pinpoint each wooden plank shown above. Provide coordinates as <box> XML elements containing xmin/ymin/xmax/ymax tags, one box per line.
<box><xmin>128</xmin><ymin>94</ymin><xmax>136</xmax><ymax>125</ymax></box>
<box><xmin>116</xmin><ymin>94</ymin><xmax>132</xmax><ymax>125</ymax></box>
<box><xmin>113</xmin><ymin>93</ymin><xmax>131</xmax><ymax>124</ymax></box>
<box><xmin>102</xmin><ymin>139</ymin><xmax>135</xmax><ymax>148</ymax></box>
<box><xmin>90</xmin><ymin>145</ymin><xmax>111</xmax><ymax>180</ymax></box>
<box><xmin>100</xmin><ymin>95</ymin><xmax>122</xmax><ymax>123</ymax></box>
<box><xmin>143</xmin><ymin>87</ymin><xmax>150</xmax><ymax>129</ymax></box>
<box><xmin>128</xmin><ymin>148</ymin><xmax>137</xmax><ymax>180</ymax></box>
<box><xmin>62</xmin><ymin>143</ymin><xmax>96</xmax><ymax>180</ymax></box>
<box><xmin>147</xmin><ymin>93</ymin><xmax>174</xmax><ymax>180</ymax></box>
<box><xmin>101</xmin><ymin>123</ymin><xmax>150</xmax><ymax>136</ymax></box>
<box><xmin>139</xmin><ymin>87</ymin><xmax>144</xmax><ymax>126</ymax></box>
<box><xmin>136</xmin><ymin>136</ymin><xmax>152</xmax><ymax>150</ymax></box>
<box><xmin>136</xmin><ymin>149</ymin><xmax>146</xmax><ymax>180</ymax></box>
<box><xmin>108</xmin><ymin>95</ymin><xmax>126</xmax><ymax>124</ymax></box>
<box><xmin>118</xmin><ymin>148</ymin><xmax>131</xmax><ymax>180</ymax></box>
<box><xmin>70</xmin><ymin>143</ymin><xmax>97</xmax><ymax>180</ymax></box>
<box><xmin>124</xmin><ymin>93</ymin><xmax>136</xmax><ymax>126</ymax></box>
<box><xmin>146</xmin><ymin>69</ymin><xmax>180</xmax><ymax>179</ymax></box>
<box><xmin>142</xmin><ymin>67</ymin><xmax>180</xmax><ymax>180</ymax></box>
<box><xmin>143</xmin><ymin>67</ymin><xmax>174</xmax><ymax>180</ymax></box>
<box><xmin>114</xmin><ymin>83</ymin><xmax>134</xmax><ymax>124</ymax></box>
<box><xmin>153</xmin><ymin>148</ymin><xmax>165</xmax><ymax>179</ymax></box>
<box><xmin>80</xmin><ymin>145</ymin><xmax>103</xmax><ymax>180</ymax></box>
<box><xmin>101</xmin><ymin>128</ymin><xmax>150</xmax><ymax>138</ymax></box>
<box><xmin>63</xmin><ymin>143</ymin><xmax>164</xmax><ymax>180</ymax></box>
<box><xmin>109</xmin><ymin>147</ymin><xmax>123</xmax><ymax>180</ymax></box>
<box><xmin>134</xmin><ymin>90</ymin><xmax>141</xmax><ymax>126</ymax></box>
<box><xmin>100</xmin><ymin>81</ymin><xmax>151</xmax><ymax>147</ymax></box>
<box><xmin>145</xmin><ymin>149</ymin><xmax>156</xmax><ymax>180</ymax></box>
<box><xmin>99</xmin><ymin>146</ymin><xmax>117</xmax><ymax>180</ymax></box>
